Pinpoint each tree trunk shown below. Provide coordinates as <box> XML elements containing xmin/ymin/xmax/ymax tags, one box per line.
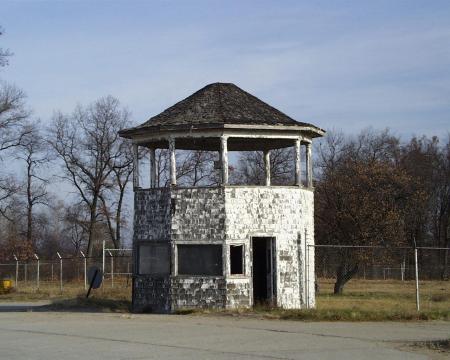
<box><xmin>440</xmin><ymin>215</ymin><xmax>449</xmax><ymax>280</ymax></box>
<box><xmin>334</xmin><ymin>262</ymin><xmax>359</xmax><ymax>294</ymax></box>
<box><xmin>26</xmin><ymin>158</ymin><xmax>33</xmax><ymax>247</ymax></box>
<box><xmin>86</xmin><ymin>195</ymin><xmax>98</xmax><ymax>256</ymax></box>
<box><xmin>114</xmin><ymin>186</ymin><xmax>125</xmax><ymax>249</ymax></box>
<box><xmin>442</xmin><ymin>216</ymin><xmax>449</xmax><ymax>280</ymax></box>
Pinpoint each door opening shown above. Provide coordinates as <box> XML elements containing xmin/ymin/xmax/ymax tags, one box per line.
<box><xmin>252</xmin><ymin>237</ymin><xmax>276</xmax><ymax>305</ymax></box>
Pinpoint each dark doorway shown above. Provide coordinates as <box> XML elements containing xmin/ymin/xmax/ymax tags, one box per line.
<box><xmin>252</xmin><ymin>237</ymin><xmax>276</xmax><ymax>305</ymax></box>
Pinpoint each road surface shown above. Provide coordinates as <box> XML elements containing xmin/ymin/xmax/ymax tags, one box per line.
<box><xmin>0</xmin><ymin>304</ymin><xmax>448</xmax><ymax>359</ymax></box>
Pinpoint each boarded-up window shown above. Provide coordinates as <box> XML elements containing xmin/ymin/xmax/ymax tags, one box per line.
<box><xmin>178</xmin><ymin>245</ymin><xmax>223</xmax><ymax>276</ymax></box>
<box><xmin>230</xmin><ymin>245</ymin><xmax>244</xmax><ymax>275</ymax></box>
<box><xmin>139</xmin><ymin>244</ymin><xmax>170</xmax><ymax>275</ymax></box>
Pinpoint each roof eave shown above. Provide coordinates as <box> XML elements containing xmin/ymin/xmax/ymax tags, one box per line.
<box><xmin>119</xmin><ymin>123</ymin><xmax>325</xmax><ymax>139</ymax></box>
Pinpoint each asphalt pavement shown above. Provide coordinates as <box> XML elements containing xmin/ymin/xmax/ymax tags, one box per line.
<box><xmin>0</xmin><ymin>304</ymin><xmax>448</xmax><ymax>359</ymax></box>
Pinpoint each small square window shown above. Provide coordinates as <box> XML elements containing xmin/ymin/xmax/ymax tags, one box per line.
<box><xmin>178</xmin><ymin>244</ymin><xmax>223</xmax><ymax>276</ymax></box>
<box><xmin>139</xmin><ymin>244</ymin><xmax>170</xmax><ymax>275</ymax></box>
<box><xmin>230</xmin><ymin>244</ymin><xmax>244</xmax><ymax>275</ymax></box>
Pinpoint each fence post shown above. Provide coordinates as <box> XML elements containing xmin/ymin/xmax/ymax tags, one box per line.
<box><xmin>401</xmin><ymin>257</ymin><xmax>405</xmax><ymax>281</ymax></box>
<box><xmin>57</xmin><ymin>252</ymin><xmax>63</xmax><ymax>293</ymax></box>
<box><xmin>80</xmin><ymin>251</ymin><xmax>87</xmax><ymax>290</ymax></box>
<box><xmin>102</xmin><ymin>240</ymin><xmax>106</xmax><ymax>291</ymax></box>
<box><xmin>13</xmin><ymin>255</ymin><xmax>18</xmax><ymax>289</ymax></box>
<box><xmin>414</xmin><ymin>247</ymin><xmax>420</xmax><ymax>312</ymax></box>
<box><xmin>108</xmin><ymin>250</ymin><xmax>114</xmax><ymax>288</ymax></box>
<box><xmin>305</xmin><ymin>244</ymin><xmax>309</xmax><ymax>309</ymax></box>
<box><xmin>24</xmin><ymin>262</ymin><xmax>27</xmax><ymax>285</ymax></box>
<box><xmin>34</xmin><ymin>254</ymin><xmax>40</xmax><ymax>291</ymax></box>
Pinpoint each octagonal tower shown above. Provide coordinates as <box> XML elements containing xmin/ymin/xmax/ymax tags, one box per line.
<box><xmin>119</xmin><ymin>83</ymin><xmax>324</xmax><ymax>313</ymax></box>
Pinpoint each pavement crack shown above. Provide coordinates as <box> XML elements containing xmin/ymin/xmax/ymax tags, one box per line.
<box><xmin>0</xmin><ymin>327</ymin><xmax>293</xmax><ymax>360</ymax></box>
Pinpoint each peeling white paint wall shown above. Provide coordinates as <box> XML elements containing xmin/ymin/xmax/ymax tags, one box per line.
<box><xmin>133</xmin><ymin>186</ymin><xmax>316</xmax><ymax>312</ymax></box>
<box><xmin>224</xmin><ymin>187</ymin><xmax>315</xmax><ymax>309</ymax></box>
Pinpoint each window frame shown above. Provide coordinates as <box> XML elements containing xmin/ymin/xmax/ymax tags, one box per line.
<box><xmin>229</xmin><ymin>243</ymin><xmax>246</xmax><ymax>276</ymax></box>
<box><xmin>137</xmin><ymin>242</ymin><xmax>171</xmax><ymax>276</ymax></box>
<box><xmin>176</xmin><ymin>243</ymin><xmax>224</xmax><ymax>277</ymax></box>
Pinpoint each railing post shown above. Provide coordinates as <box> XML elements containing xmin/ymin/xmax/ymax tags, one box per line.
<box><xmin>220</xmin><ymin>136</ymin><xmax>229</xmax><ymax>185</ymax></box>
<box><xmin>305</xmin><ymin>141</ymin><xmax>313</xmax><ymax>188</ymax></box>
<box><xmin>169</xmin><ymin>137</ymin><xmax>177</xmax><ymax>186</ymax></box>
<box><xmin>149</xmin><ymin>147</ymin><xmax>156</xmax><ymax>188</ymax></box>
<box><xmin>57</xmin><ymin>252</ymin><xmax>63</xmax><ymax>294</ymax></box>
<box><xmin>264</xmin><ymin>150</ymin><xmax>271</xmax><ymax>186</ymax></box>
<box><xmin>295</xmin><ymin>138</ymin><xmax>301</xmax><ymax>186</ymax></box>
<box><xmin>132</xmin><ymin>143</ymin><xmax>140</xmax><ymax>189</ymax></box>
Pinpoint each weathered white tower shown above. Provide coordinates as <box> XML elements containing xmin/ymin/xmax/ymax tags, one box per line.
<box><xmin>119</xmin><ymin>83</ymin><xmax>324</xmax><ymax>313</ymax></box>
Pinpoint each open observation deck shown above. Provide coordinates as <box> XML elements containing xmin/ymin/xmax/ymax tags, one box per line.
<box><xmin>119</xmin><ymin>82</ymin><xmax>325</xmax><ymax>189</ymax></box>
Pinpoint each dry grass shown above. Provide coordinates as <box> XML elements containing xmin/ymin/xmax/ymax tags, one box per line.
<box><xmin>179</xmin><ymin>278</ymin><xmax>450</xmax><ymax>321</ymax></box>
<box><xmin>316</xmin><ymin>278</ymin><xmax>450</xmax><ymax>313</ymax></box>
<box><xmin>0</xmin><ymin>279</ymin><xmax>131</xmax><ymax>303</ymax></box>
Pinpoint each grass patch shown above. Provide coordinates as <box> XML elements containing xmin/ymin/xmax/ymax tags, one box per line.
<box><xmin>316</xmin><ymin>278</ymin><xmax>450</xmax><ymax>313</ymax></box>
<box><xmin>0</xmin><ymin>279</ymin><xmax>132</xmax><ymax>313</ymax></box>
<box><xmin>423</xmin><ymin>339</ymin><xmax>450</xmax><ymax>352</ymax></box>
<box><xmin>411</xmin><ymin>339</ymin><xmax>450</xmax><ymax>355</ymax></box>
<box><xmin>177</xmin><ymin>306</ymin><xmax>450</xmax><ymax>322</ymax></box>
<box><xmin>48</xmin><ymin>296</ymin><xmax>131</xmax><ymax>313</ymax></box>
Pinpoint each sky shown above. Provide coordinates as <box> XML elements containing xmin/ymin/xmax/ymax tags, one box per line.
<box><xmin>1</xmin><ymin>0</ymin><xmax>450</xmax><ymax>138</ymax></box>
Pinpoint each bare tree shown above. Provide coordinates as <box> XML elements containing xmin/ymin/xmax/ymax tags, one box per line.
<box><xmin>176</xmin><ymin>150</ymin><xmax>218</xmax><ymax>186</ymax></box>
<box><xmin>48</xmin><ymin>96</ymin><xmax>132</xmax><ymax>256</ymax></box>
<box><xmin>0</xmin><ymin>83</ymin><xmax>29</xmax><ymax>153</ymax></box>
<box><xmin>0</xmin><ymin>26</ymin><xmax>12</xmax><ymax>68</ymax></box>
<box><xmin>99</xmin><ymin>137</ymin><xmax>134</xmax><ymax>248</ymax></box>
<box><xmin>233</xmin><ymin>148</ymin><xmax>294</xmax><ymax>185</ymax></box>
<box><xmin>63</xmin><ymin>202</ymin><xmax>89</xmax><ymax>253</ymax></box>
<box><xmin>17</xmin><ymin>122</ymin><xmax>49</xmax><ymax>248</ymax></box>
<box><xmin>315</xmin><ymin>129</ymin><xmax>412</xmax><ymax>293</ymax></box>
<box><xmin>0</xmin><ymin>175</ymin><xmax>19</xmax><ymax>221</ymax></box>
<box><xmin>0</xmin><ymin>28</ymin><xmax>30</xmax><ymax>219</ymax></box>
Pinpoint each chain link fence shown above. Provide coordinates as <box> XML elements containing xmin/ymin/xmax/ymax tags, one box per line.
<box><xmin>1</xmin><ymin>244</ymin><xmax>449</xmax><ymax>314</ymax></box>
<box><xmin>0</xmin><ymin>251</ymin><xmax>132</xmax><ymax>293</ymax></box>
<box><xmin>311</xmin><ymin>245</ymin><xmax>450</xmax><ymax>312</ymax></box>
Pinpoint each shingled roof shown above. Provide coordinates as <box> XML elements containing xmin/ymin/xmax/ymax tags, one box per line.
<box><xmin>120</xmin><ymin>83</ymin><xmax>323</xmax><ymax>137</ymax></box>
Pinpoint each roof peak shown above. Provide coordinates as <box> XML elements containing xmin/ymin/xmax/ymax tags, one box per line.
<box><xmin>120</xmin><ymin>82</ymin><xmax>324</xmax><ymax>137</ymax></box>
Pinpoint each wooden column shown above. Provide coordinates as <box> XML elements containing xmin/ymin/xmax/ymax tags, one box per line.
<box><xmin>169</xmin><ymin>137</ymin><xmax>177</xmax><ymax>186</ymax></box>
<box><xmin>220</xmin><ymin>136</ymin><xmax>229</xmax><ymax>185</ymax></box>
<box><xmin>132</xmin><ymin>143</ymin><xmax>139</xmax><ymax>189</ymax></box>
<box><xmin>264</xmin><ymin>150</ymin><xmax>271</xmax><ymax>186</ymax></box>
<box><xmin>149</xmin><ymin>147</ymin><xmax>156</xmax><ymax>188</ymax></box>
<box><xmin>305</xmin><ymin>142</ymin><xmax>313</xmax><ymax>188</ymax></box>
<box><xmin>295</xmin><ymin>138</ymin><xmax>301</xmax><ymax>186</ymax></box>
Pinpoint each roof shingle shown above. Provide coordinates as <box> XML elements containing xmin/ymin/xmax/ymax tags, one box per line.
<box><xmin>136</xmin><ymin>82</ymin><xmax>313</xmax><ymax>129</ymax></box>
